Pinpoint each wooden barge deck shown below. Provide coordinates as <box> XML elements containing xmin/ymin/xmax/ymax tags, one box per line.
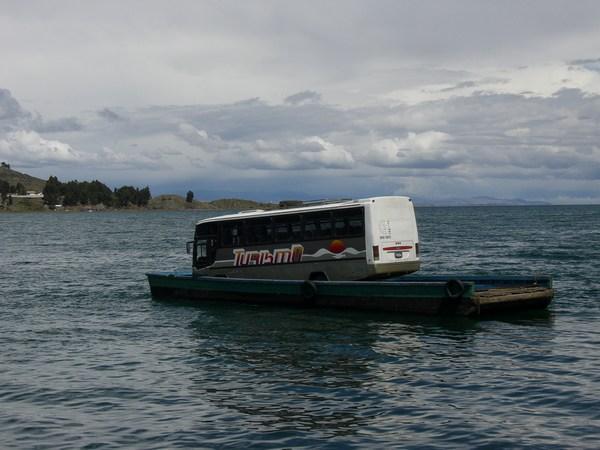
<box><xmin>146</xmin><ymin>272</ymin><xmax>553</xmax><ymax>317</ymax></box>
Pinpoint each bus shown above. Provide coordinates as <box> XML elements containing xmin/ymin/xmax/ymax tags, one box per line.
<box><xmin>189</xmin><ymin>196</ymin><xmax>420</xmax><ymax>281</ymax></box>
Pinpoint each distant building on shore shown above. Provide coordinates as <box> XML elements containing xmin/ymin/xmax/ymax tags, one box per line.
<box><xmin>11</xmin><ymin>191</ymin><xmax>44</xmax><ymax>199</ymax></box>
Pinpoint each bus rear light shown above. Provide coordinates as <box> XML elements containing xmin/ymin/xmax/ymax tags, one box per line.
<box><xmin>373</xmin><ymin>245</ymin><xmax>380</xmax><ymax>260</ymax></box>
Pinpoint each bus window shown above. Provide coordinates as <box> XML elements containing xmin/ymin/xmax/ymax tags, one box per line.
<box><xmin>304</xmin><ymin>217</ymin><xmax>317</xmax><ymax>240</ymax></box>
<box><xmin>347</xmin><ymin>214</ymin><xmax>364</xmax><ymax>235</ymax></box>
<box><xmin>333</xmin><ymin>208</ymin><xmax>364</xmax><ymax>237</ymax></box>
<box><xmin>196</xmin><ymin>222</ymin><xmax>218</xmax><ymax>237</ymax></box>
<box><xmin>196</xmin><ymin>239</ymin><xmax>207</xmax><ymax>258</ymax></box>
<box><xmin>304</xmin><ymin>212</ymin><xmax>332</xmax><ymax>239</ymax></box>
<box><xmin>246</xmin><ymin>217</ymin><xmax>272</xmax><ymax>245</ymax></box>
<box><xmin>333</xmin><ymin>215</ymin><xmax>347</xmax><ymax>236</ymax></box>
<box><xmin>274</xmin><ymin>216</ymin><xmax>290</xmax><ymax>242</ymax></box>
<box><xmin>221</xmin><ymin>221</ymin><xmax>243</xmax><ymax>247</ymax></box>
<box><xmin>290</xmin><ymin>215</ymin><xmax>302</xmax><ymax>240</ymax></box>
<box><xmin>317</xmin><ymin>213</ymin><xmax>332</xmax><ymax>238</ymax></box>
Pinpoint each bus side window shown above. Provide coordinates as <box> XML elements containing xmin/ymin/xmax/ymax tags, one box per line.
<box><xmin>274</xmin><ymin>216</ymin><xmax>291</xmax><ymax>242</ymax></box>
<box><xmin>220</xmin><ymin>223</ymin><xmax>232</xmax><ymax>246</ymax></box>
<box><xmin>246</xmin><ymin>218</ymin><xmax>272</xmax><ymax>244</ymax></box>
<box><xmin>317</xmin><ymin>213</ymin><xmax>332</xmax><ymax>238</ymax></box>
<box><xmin>333</xmin><ymin>215</ymin><xmax>347</xmax><ymax>237</ymax></box>
<box><xmin>303</xmin><ymin>212</ymin><xmax>331</xmax><ymax>239</ymax></box>
<box><xmin>290</xmin><ymin>215</ymin><xmax>302</xmax><ymax>240</ymax></box>
<box><xmin>220</xmin><ymin>221</ymin><xmax>243</xmax><ymax>247</ymax></box>
<box><xmin>348</xmin><ymin>215</ymin><xmax>364</xmax><ymax>235</ymax></box>
<box><xmin>304</xmin><ymin>217</ymin><xmax>317</xmax><ymax>240</ymax></box>
<box><xmin>332</xmin><ymin>208</ymin><xmax>364</xmax><ymax>237</ymax></box>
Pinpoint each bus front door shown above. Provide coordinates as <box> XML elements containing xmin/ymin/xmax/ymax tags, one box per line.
<box><xmin>195</xmin><ymin>238</ymin><xmax>217</xmax><ymax>268</ymax></box>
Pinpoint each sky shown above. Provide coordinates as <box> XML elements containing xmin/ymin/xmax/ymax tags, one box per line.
<box><xmin>1</xmin><ymin>0</ymin><xmax>600</xmax><ymax>203</ymax></box>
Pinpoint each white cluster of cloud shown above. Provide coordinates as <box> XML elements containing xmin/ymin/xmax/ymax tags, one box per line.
<box><xmin>175</xmin><ymin>121</ymin><xmax>355</xmax><ymax>170</ymax></box>
<box><xmin>368</xmin><ymin>132</ymin><xmax>453</xmax><ymax>168</ymax></box>
<box><xmin>384</xmin><ymin>62</ymin><xmax>600</xmax><ymax>105</ymax></box>
<box><xmin>217</xmin><ymin>136</ymin><xmax>355</xmax><ymax>170</ymax></box>
<box><xmin>0</xmin><ymin>130</ymin><xmax>82</xmax><ymax>167</ymax></box>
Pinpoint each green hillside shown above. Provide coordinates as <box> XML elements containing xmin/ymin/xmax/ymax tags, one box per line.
<box><xmin>0</xmin><ymin>165</ymin><xmax>278</xmax><ymax>212</ymax></box>
<box><xmin>148</xmin><ymin>194</ymin><xmax>276</xmax><ymax>211</ymax></box>
<box><xmin>208</xmin><ymin>198</ymin><xmax>275</xmax><ymax>210</ymax></box>
<box><xmin>0</xmin><ymin>164</ymin><xmax>46</xmax><ymax>192</ymax></box>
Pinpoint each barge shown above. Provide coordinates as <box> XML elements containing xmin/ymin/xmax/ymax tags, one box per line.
<box><xmin>146</xmin><ymin>196</ymin><xmax>554</xmax><ymax>316</ymax></box>
<box><xmin>146</xmin><ymin>272</ymin><xmax>553</xmax><ymax>317</ymax></box>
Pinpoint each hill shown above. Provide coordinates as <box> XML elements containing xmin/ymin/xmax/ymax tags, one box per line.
<box><xmin>208</xmin><ymin>198</ymin><xmax>276</xmax><ymax>210</ymax></box>
<box><xmin>0</xmin><ymin>165</ymin><xmax>46</xmax><ymax>192</ymax></box>
<box><xmin>148</xmin><ymin>194</ymin><xmax>276</xmax><ymax>211</ymax></box>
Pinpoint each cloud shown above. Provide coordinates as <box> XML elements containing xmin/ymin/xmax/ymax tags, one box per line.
<box><xmin>176</xmin><ymin>123</ymin><xmax>223</xmax><ymax>149</ymax></box>
<box><xmin>2</xmin><ymin>63</ymin><xmax>600</xmax><ymax>202</ymax></box>
<box><xmin>284</xmin><ymin>90</ymin><xmax>322</xmax><ymax>105</ymax></box>
<box><xmin>504</xmin><ymin>127</ymin><xmax>530</xmax><ymax>138</ymax></box>
<box><xmin>570</xmin><ymin>57</ymin><xmax>600</xmax><ymax>72</ymax></box>
<box><xmin>31</xmin><ymin>115</ymin><xmax>83</xmax><ymax>133</ymax></box>
<box><xmin>0</xmin><ymin>89</ymin><xmax>31</xmax><ymax>133</ymax></box>
<box><xmin>367</xmin><ymin>131</ymin><xmax>455</xmax><ymax>168</ymax></box>
<box><xmin>0</xmin><ymin>130</ymin><xmax>83</xmax><ymax>166</ymax></box>
<box><xmin>97</xmin><ymin>108</ymin><xmax>126</xmax><ymax>122</ymax></box>
<box><xmin>216</xmin><ymin>136</ymin><xmax>354</xmax><ymax>170</ymax></box>
<box><xmin>0</xmin><ymin>88</ymin><xmax>27</xmax><ymax>122</ymax></box>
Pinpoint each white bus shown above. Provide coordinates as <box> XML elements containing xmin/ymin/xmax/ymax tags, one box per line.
<box><xmin>189</xmin><ymin>196</ymin><xmax>420</xmax><ymax>281</ymax></box>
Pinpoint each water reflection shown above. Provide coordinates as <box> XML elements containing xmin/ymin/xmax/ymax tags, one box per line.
<box><xmin>177</xmin><ymin>302</ymin><xmax>498</xmax><ymax>435</ymax></box>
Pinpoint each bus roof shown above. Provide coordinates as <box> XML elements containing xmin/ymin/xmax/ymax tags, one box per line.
<box><xmin>196</xmin><ymin>196</ymin><xmax>412</xmax><ymax>225</ymax></box>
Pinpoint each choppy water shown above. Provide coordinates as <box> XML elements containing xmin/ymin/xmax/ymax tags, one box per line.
<box><xmin>1</xmin><ymin>206</ymin><xmax>599</xmax><ymax>449</ymax></box>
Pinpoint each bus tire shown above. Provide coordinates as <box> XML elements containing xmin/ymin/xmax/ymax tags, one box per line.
<box><xmin>445</xmin><ymin>279</ymin><xmax>465</xmax><ymax>300</ymax></box>
<box><xmin>301</xmin><ymin>280</ymin><xmax>318</xmax><ymax>303</ymax></box>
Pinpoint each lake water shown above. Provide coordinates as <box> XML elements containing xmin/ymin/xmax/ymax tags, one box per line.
<box><xmin>1</xmin><ymin>206</ymin><xmax>599</xmax><ymax>449</ymax></box>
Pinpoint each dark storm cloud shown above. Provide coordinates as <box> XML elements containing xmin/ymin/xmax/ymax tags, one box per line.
<box><xmin>97</xmin><ymin>108</ymin><xmax>125</xmax><ymax>122</ymax></box>
<box><xmin>438</xmin><ymin>78</ymin><xmax>509</xmax><ymax>93</ymax></box>
<box><xmin>0</xmin><ymin>88</ymin><xmax>26</xmax><ymax>121</ymax></box>
<box><xmin>284</xmin><ymin>91</ymin><xmax>322</xmax><ymax>105</ymax></box>
<box><xmin>569</xmin><ymin>57</ymin><xmax>600</xmax><ymax>71</ymax></box>
<box><xmin>133</xmin><ymin>99</ymin><xmax>348</xmax><ymax>141</ymax></box>
<box><xmin>0</xmin><ymin>88</ymin><xmax>82</xmax><ymax>133</ymax></box>
<box><xmin>0</xmin><ymin>88</ymin><xmax>31</xmax><ymax>134</ymax></box>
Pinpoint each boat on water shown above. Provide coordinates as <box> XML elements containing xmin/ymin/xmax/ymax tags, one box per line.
<box><xmin>147</xmin><ymin>271</ymin><xmax>554</xmax><ymax>316</ymax></box>
<box><xmin>147</xmin><ymin>196</ymin><xmax>554</xmax><ymax>316</ymax></box>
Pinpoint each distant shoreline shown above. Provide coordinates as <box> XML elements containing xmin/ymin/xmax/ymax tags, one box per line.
<box><xmin>2</xmin><ymin>202</ymin><xmax>597</xmax><ymax>214</ymax></box>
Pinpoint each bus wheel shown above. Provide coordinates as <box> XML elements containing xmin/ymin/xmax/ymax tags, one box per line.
<box><xmin>445</xmin><ymin>279</ymin><xmax>465</xmax><ymax>300</ymax></box>
<box><xmin>301</xmin><ymin>280</ymin><xmax>318</xmax><ymax>302</ymax></box>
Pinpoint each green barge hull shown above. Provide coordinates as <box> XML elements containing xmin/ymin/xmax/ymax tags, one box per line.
<box><xmin>146</xmin><ymin>272</ymin><xmax>554</xmax><ymax>317</ymax></box>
